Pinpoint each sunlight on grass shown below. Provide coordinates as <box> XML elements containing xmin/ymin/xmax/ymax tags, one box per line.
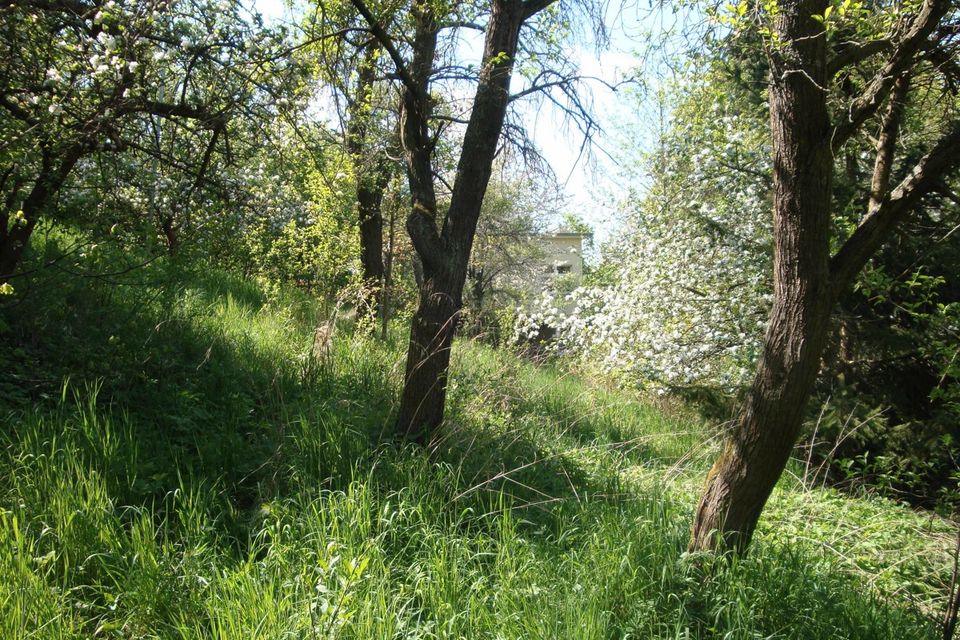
<box><xmin>0</xmin><ymin>269</ymin><xmax>951</xmax><ymax>639</ymax></box>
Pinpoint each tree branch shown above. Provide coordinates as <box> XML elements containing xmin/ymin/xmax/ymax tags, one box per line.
<box><xmin>0</xmin><ymin>93</ymin><xmax>39</xmax><ymax>125</ymax></box>
<box><xmin>120</xmin><ymin>100</ymin><xmax>224</xmax><ymax>127</ymax></box>
<box><xmin>830</xmin><ymin>118</ymin><xmax>960</xmax><ymax>295</ymax></box>
<box><xmin>521</xmin><ymin>0</ymin><xmax>555</xmax><ymax>20</ymax></box>
<box><xmin>832</xmin><ymin>0</ymin><xmax>951</xmax><ymax>152</ymax></box>
<box><xmin>406</xmin><ymin>207</ymin><xmax>445</xmax><ymax>270</ymax></box>
<box><xmin>827</xmin><ymin>38</ymin><xmax>892</xmax><ymax>77</ymax></box>
<box><xmin>349</xmin><ymin>0</ymin><xmax>420</xmax><ymax>99</ymax></box>
<box><xmin>867</xmin><ymin>74</ymin><xmax>910</xmax><ymax>213</ymax></box>
<box><xmin>12</xmin><ymin>0</ymin><xmax>93</xmax><ymax>16</ymax></box>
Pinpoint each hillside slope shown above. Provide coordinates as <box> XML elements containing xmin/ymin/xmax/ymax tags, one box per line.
<box><xmin>0</xmin><ymin>267</ymin><xmax>954</xmax><ymax>639</ymax></box>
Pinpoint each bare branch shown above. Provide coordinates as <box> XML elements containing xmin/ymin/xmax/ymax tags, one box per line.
<box><xmin>440</xmin><ymin>20</ymin><xmax>485</xmax><ymax>31</ymax></box>
<box><xmin>832</xmin><ymin>0</ymin><xmax>951</xmax><ymax>152</ymax></box>
<box><xmin>830</xmin><ymin>118</ymin><xmax>960</xmax><ymax>294</ymax></box>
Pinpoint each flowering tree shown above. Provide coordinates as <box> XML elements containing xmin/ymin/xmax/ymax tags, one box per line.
<box><xmin>0</xmin><ymin>0</ymin><xmax>298</xmax><ymax>281</ymax></box>
<box><xmin>516</xmin><ymin>65</ymin><xmax>773</xmax><ymax>393</ymax></box>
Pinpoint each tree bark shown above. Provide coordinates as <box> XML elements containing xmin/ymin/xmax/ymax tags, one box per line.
<box><xmin>380</xmin><ymin>189</ymin><xmax>398</xmax><ymax>340</ymax></box>
<box><xmin>346</xmin><ymin>43</ymin><xmax>389</xmax><ymax>321</ymax></box>
<box><xmin>395</xmin><ymin>270</ymin><xmax>462</xmax><ymax>444</ymax></box>
<box><xmin>690</xmin><ymin>0</ymin><xmax>835</xmax><ymax>553</ymax></box>
<box><xmin>689</xmin><ymin>0</ymin><xmax>960</xmax><ymax>554</ymax></box>
<box><xmin>0</xmin><ymin>221</ymin><xmax>36</xmax><ymax>281</ymax></box>
<box><xmin>388</xmin><ymin>0</ymin><xmax>544</xmax><ymax>443</ymax></box>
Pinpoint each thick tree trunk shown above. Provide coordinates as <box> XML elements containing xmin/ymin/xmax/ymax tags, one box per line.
<box><xmin>689</xmin><ymin>0</ymin><xmax>835</xmax><ymax>553</ymax></box>
<box><xmin>395</xmin><ymin>269</ymin><xmax>463</xmax><ymax>444</ymax></box>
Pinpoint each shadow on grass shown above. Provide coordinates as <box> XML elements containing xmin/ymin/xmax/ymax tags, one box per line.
<box><xmin>0</xmin><ymin>255</ymin><xmax>396</xmax><ymax>540</ymax></box>
<box><xmin>0</xmin><ymin>251</ymin><xmax>944</xmax><ymax>639</ymax></box>
<box><xmin>425</xmin><ymin>416</ymin><xmax>623</xmax><ymax>537</ymax></box>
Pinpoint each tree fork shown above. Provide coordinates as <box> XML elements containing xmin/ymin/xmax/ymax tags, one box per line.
<box><xmin>369</xmin><ymin>0</ymin><xmax>551</xmax><ymax>442</ymax></box>
<box><xmin>689</xmin><ymin>0</ymin><xmax>960</xmax><ymax>554</ymax></box>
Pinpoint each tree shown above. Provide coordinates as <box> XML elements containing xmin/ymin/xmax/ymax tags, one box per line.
<box><xmin>689</xmin><ymin>0</ymin><xmax>960</xmax><ymax>553</ymax></box>
<box><xmin>302</xmin><ymin>1</ymin><xmax>402</xmax><ymax>321</ymax></box>
<box><xmin>463</xmin><ymin>164</ymin><xmax>558</xmax><ymax>341</ymax></box>
<box><xmin>539</xmin><ymin>64</ymin><xmax>773</xmax><ymax>393</ymax></box>
<box><xmin>345</xmin><ymin>44</ymin><xmax>396</xmax><ymax>321</ymax></box>
<box><xmin>350</xmin><ymin>0</ymin><xmax>583</xmax><ymax>443</ymax></box>
<box><xmin>0</xmin><ymin>0</ymin><xmax>294</xmax><ymax>282</ymax></box>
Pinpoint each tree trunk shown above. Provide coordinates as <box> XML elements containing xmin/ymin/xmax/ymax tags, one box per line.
<box><xmin>347</xmin><ymin>43</ymin><xmax>389</xmax><ymax>322</ymax></box>
<box><xmin>0</xmin><ymin>220</ymin><xmax>37</xmax><ymax>282</ymax></box>
<box><xmin>160</xmin><ymin>215</ymin><xmax>179</xmax><ymax>256</ymax></box>
<box><xmin>689</xmin><ymin>0</ymin><xmax>960</xmax><ymax>554</ymax></box>
<box><xmin>380</xmin><ymin>186</ymin><xmax>399</xmax><ymax>340</ymax></box>
<box><xmin>358</xmin><ymin>177</ymin><xmax>386</xmax><ymax>314</ymax></box>
<box><xmin>395</xmin><ymin>268</ymin><xmax>463</xmax><ymax>444</ymax></box>
<box><xmin>0</xmin><ymin>145</ymin><xmax>83</xmax><ymax>282</ymax></box>
<box><xmin>388</xmin><ymin>0</ymin><xmax>537</xmax><ymax>442</ymax></box>
<box><xmin>690</xmin><ymin>0</ymin><xmax>835</xmax><ymax>553</ymax></box>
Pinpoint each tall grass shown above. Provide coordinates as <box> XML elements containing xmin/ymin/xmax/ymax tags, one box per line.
<box><xmin>0</xmin><ymin>257</ymin><xmax>954</xmax><ymax>638</ymax></box>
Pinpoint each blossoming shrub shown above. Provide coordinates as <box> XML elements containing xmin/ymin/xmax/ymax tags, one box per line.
<box><xmin>516</xmin><ymin>66</ymin><xmax>773</xmax><ymax>395</ymax></box>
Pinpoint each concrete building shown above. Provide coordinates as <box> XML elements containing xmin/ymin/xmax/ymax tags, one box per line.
<box><xmin>528</xmin><ymin>231</ymin><xmax>592</xmax><ymax>313</ymax></box>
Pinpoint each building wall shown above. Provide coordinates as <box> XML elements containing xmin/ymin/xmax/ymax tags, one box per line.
<box><xmin>527</xmin><ymin>233</ymin><xmax>589</xmax><ymax>314</ymax></box>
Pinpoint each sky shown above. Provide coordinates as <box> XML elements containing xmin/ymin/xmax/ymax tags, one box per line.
<box><xmin>247</xmin><ymin>0</ymin><xmax>699</xmax><ymax>249</ymax></box>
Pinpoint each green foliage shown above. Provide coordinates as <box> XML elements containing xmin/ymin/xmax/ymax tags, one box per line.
<box><xmin>0</xmin><ymin>0</ymin><xmax>304</xmax><ymax>264</ymax></box>
<box><xmin>250</xmin><ymin>165</ymin><xmax>360</xmax><ymax>300</ymax></box>
<box><xmin>0</xmin><ymin>257</ymin><xmax>954</xmax><ymax>638</ymax></box>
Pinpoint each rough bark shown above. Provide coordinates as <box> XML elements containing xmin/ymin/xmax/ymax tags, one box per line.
<box><xmin>383</xmin><ymin>0</ymin><xmax>547</xmax><ymax>443</ymax></box>
<box><xmin>690</xmin><ymin>0</ymin><xmax>835</xmax><ymax>553</ymax></box>
<box><xmin>395</xmin><ymin>271</ymin><xmax>461</xmax><ymax>444</ymax></box>
<box><xmin>689</xmin><ymin>0</ymin><xmax>960</xmax><ymax>554</ymax></box>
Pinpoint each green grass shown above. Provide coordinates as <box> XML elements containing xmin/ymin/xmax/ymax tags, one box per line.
<box><xmin>0</xmin><ymin>256</ymin><xmax>955</xmax><ymax>639</ymax></box>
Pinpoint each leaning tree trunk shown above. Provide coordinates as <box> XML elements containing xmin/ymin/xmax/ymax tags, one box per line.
<box><xmin>688</xmin><ymin>0</ymin><xmax>959</xmax><ymax>553</ymax></box>
<box><xmin>689</xmin><ymin>0</ymin><xmax>835</xmax><ymax>553</ymax></box>
<box><xmin>387</xmin><ymin>0</ymin><xmax>537</xmax><ymax>443</ymax></box>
